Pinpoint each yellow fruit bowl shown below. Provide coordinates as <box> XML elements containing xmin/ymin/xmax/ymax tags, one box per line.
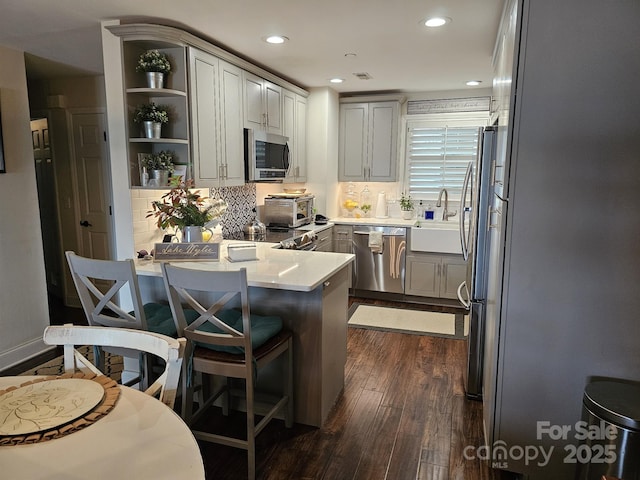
<box><xmin>343</xmin><ymin>200</ymin><xmax>359</xmax><ymax>211</ymax></box>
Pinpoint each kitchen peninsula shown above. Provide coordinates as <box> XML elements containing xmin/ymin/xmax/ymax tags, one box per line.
<box><xmin>136</xmin><ymin>241</ymin><xmax>354</xmax><ymax>427</ymax></box>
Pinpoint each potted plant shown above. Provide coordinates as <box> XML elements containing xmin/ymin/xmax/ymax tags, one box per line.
<box><xmin>136</xmin><ymin>49</ymin><xmax>171</xmax><ymax>88</ymax></box>
<box><xmin>133</xmin><ymin>103</ymin><xmax>169</xmax><ymax>139</ymax></box>
<box><xmin>147</xmin><ymin>179</ymin><xmax>228</xmax><ymax>242</ymax></box>
<box><xmin>400</xmin><ymin>192</ymin><xmax>414</xmax><ymax>219</ymax></box>
<box><xmin>141</xmin><ymin>150</ymin><xmax>175</xmax><ymax>187</ymax></box>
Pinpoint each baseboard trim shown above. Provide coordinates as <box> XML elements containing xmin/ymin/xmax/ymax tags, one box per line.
<box><xmin>0</xmin><ymin>338</ymin><xmax>55</xmax><ymax>373</ymax></box>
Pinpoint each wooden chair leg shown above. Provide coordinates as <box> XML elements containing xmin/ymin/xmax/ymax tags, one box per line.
<box><xmin>181</xmin><ymin>362</ymin><xmax>193</xmax><ymax>423</ymax></box>
<box><xmin>222</xmin><ymin>377</ymin><xmax>231</xmax><ymax>416</ymax></box>
<box><xmin>285</xmin><ymin>339</ymin><xmax>294</xmax><ymax>428</ymax></box>
<box><xmin>246</xmin><ymin>374</ymin><xmax>256</xmax><ymax>480</ymax></box>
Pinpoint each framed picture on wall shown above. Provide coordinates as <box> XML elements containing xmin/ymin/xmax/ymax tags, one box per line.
<box><xmin>0</xmin><ymin>97</ymin><xmax>5</xmax><ymax>174</ymax></box>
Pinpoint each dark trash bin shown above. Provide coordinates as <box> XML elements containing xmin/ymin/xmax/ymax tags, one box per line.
<box><xmin>575</xmin><ymin>380</ymin><xmax>640</xmax><ymax>480</ymax></box>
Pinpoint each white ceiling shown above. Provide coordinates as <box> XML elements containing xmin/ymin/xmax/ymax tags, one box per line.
<box><xmin>0</xmin><ymin>0</ymin><xmax>504</xmax><ymax>94</ymax></box>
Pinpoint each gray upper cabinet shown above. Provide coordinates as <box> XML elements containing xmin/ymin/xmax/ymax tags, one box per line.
<box><xmin>243</xmin><ymin>71</ymin><xmax>283</xmax><ymax>135</ymax></box>
<box><xmin>189</xmin><ymin>48</ymin><xmax>244</xmax><ymax>187</ymax></box>
<box><xmin>283</xmin><ymin>89</ymin><xmax>307</xmax><ymax>183</ymax></box>
<box><xmin>107</xmin><ymin>23</ymin><xmax>308</xmax><ymax>190</ymax></box>
<box><xmin>338</xmin><ymin>100</ymin><xmax>400</xmax><ymax>182</ymax></box>
<box><xmin>218</xmin><ymin>60</ymin><xmax>245</xmax><ymax>186</ymax></box>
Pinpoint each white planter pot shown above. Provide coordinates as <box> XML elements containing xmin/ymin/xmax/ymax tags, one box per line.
<box><xmin>402</xmin><ymin>210</ymin><xmax>414</xmax><ymax>220</ymax></box>
<box><xmin>180</xmin><ymin>226</ymin><xmax>214</xmax><ymax>243</ymax></box>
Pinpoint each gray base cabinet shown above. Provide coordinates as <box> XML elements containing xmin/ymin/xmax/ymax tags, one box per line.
<box><xmin>315</xmin><ymin>226</ymin><xmax>333</xmax><ymax>252</ymax></box>
<box><xmin>406</xmin><ymin>253</ymin><xmax>466</xmax><ymax>299</ymax></box>
<box><xmin>332</xmin><ymin>225</ymin><xmax>353</xmax><ymax>287</ymax></box>
<box><xmin>332</xmin><ymin>225</ymin><xmax>353</xmax><ymax>254</ymax></box>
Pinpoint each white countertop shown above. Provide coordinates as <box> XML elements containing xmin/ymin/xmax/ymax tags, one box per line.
<box><xmin>296</xmin><ymin>222</ymin><xmax>335</xmax><ymax>232</ymax></box>
<box><xmin>136</xmin><ymin>240</ymin><xmax>354</xmax><ymax>292</ymax></box>
<box><xmin>330</xmin><ymin>216</ymin><xmax>418</xmax><ymax>227</ymax></box>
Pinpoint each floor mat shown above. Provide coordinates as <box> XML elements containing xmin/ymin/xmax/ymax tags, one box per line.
<box><xmin>348</xmin><ymin>304</ymin><xmax>467</xmax><ymax>338</ymax></box>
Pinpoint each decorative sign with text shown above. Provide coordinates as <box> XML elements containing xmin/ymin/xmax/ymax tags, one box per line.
<box><xmin>153</xmin><ymin>242</ymin><xmax>220</xmax><ymax>262</ymax></box>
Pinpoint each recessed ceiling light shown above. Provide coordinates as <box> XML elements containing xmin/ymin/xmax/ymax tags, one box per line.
<box><xmin>264</xmin><ymin>35</ymin><xmax>288</xmax><ymax>44</ymax></box>
<box><xmin>466</xmin><ymin>80</ymin><xmax>482</xmax><ymax>86</ymax></box>
<box><xmin>330</xmin><ymin>78</ymin><xmax>344</xmax><ymax>84</ymax></box>
<box><xmin>424</xmin><ymin>17</ymin><xmax>451</xmax><ymax>28</ymax></box>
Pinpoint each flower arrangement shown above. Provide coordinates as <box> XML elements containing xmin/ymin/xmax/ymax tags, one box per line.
<box><xmin>147</xmin><ymin>179</ymin><xmax>228</xmax><ymax>230</ymax></box>
<box><xmin>400</xmin><ymin>192</ymin><xmax>414</xmax><ymax>211</ymax></box>
<box><xmin>133</xmin><ymin>103</ymin><xmax>169</xmax><ymax>124</ymax></box>
<box><xmin>135</xmin><ymin>49</ymin><xmax>171</xmax><ymax>74</ymax></box>
<box><xmin>141</xmin><ymin>150</ymin><xmax>175</xmax><ymax>173</ymax></box>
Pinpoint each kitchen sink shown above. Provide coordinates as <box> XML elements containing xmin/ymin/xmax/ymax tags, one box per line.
<box><xmin>410</xmin><ymin>223</ymin><xmax>461</xmax><ymax>254</ymax></box>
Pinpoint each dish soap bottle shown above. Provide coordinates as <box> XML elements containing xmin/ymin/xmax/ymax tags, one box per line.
<box><xmin>417</xmin><ymin>200</ymin><xmax>424</xmax><ymax>220</ymax></box>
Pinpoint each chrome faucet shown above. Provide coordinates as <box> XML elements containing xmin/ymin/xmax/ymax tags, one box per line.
<box><xmin>436</xmin><ymin>188</ymin><xmax>457</xmax><ymax>221</ymax></box>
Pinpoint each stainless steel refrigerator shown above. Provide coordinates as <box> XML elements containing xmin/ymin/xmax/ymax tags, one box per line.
<box><xmin>479</xmin><ymin>0</ymin><xmax>640</xmax><ymax>478</ymax></box>
<box><xmin>457</xmin><ymin>126</ymin><xmax>496</xmax><ymax>400</ymax></box>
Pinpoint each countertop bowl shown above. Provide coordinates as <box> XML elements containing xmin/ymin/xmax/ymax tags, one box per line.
<box><xmin>283</xmin><ymin>188</ymin><xmax>306</xmax><ymax>194</ymax></box>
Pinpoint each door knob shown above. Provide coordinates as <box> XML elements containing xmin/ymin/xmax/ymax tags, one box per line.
<box><xmin>79</xmin><ymin>220</ymin><xmax>92</xmax><ymax>227</ymax></box>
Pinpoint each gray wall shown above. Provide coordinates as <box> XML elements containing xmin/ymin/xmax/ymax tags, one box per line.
<box><xmin>0</xmin><ymin>45</ymin><xmax>50</xmax><ymax>369</ymax></box>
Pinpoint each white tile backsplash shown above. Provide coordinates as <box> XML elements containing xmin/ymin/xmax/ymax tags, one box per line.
<box><xmin>131</xmin><ymin>183</ymin><xmax>259</xmax><ymax>253</ymax></box>
<box><xmin>131</xmin><ymin>188</ymin><xmax>166</xmax><ymax>254</ymax></box>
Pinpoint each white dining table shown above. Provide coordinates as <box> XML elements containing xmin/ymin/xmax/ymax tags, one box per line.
<box><xmin>0</xmin><ymin>376</ymin><xmax>205</xmax><ymax>479</ymax></box>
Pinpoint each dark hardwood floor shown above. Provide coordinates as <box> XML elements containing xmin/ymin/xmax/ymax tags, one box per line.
<box><xmin>7</xmin><ymin>293</ymin><xmax>519</xmax><ymax>479</ymax></box>
<box><xmin>195</xmin><ymin>296</ymin><xmax>518</xmax><ymax>480</ymax></box>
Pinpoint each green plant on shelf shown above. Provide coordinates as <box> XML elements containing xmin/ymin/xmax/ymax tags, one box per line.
<box><xmin>141</xmin><ymin>150</ymin><xmax>175</xmax><ymax>173</ymax></box>
<box><xmin>133</xmin><ymin>103</ymin><xmax>169</xmax><ymax>124</ymax></box>
<box><xmin>135</xmin><ymin>49</ymin><xmax>171</xmax><ymax>74</ymax></box>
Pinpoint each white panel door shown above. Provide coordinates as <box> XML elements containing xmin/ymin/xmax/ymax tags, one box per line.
<box><xmin>72</xmin><ymin>112</ymin><xmax>111</xmax><ymax>261</ymax></box>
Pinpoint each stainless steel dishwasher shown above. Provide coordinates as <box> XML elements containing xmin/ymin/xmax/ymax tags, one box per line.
<box><xmin>352</xmin><ymin>226</ymin><xmax>406</xmax><ymax>293</ymax></box>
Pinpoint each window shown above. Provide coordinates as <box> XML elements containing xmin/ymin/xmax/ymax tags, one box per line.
<box><xmin>405</xmin><ymin>116</ymin><xmax>485</xmax><ymax>201</ymax></box>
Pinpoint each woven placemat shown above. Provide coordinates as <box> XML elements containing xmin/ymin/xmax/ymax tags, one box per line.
<box><xmin>0</xmin><ymin>372</ymin><xmax>120</xmax><ymax>446</ymax></box>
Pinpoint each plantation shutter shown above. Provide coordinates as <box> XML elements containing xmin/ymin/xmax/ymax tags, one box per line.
<box><xmin>407</xmin><ymin>124</ymin><xmax>481</xmax><ymax>199</ymax></box>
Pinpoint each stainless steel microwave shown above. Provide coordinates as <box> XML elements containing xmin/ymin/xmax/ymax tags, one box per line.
<box><xmin>244</xmin><ymin>128</ymin><xmax>290</xmax><ymax>182</ymax></box>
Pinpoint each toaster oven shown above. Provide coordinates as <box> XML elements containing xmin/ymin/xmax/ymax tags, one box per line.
<box><xmin>264</xmin><ymin>195</ymin><xmax>314</xmax><ymax>228</ymax></box>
